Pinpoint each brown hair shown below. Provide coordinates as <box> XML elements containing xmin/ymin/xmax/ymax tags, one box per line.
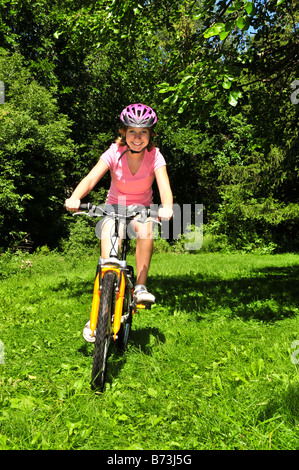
<box><xmin>115</xmin><ymin>127</ymin><xmax>157</xmax><ymax>151</ymax></box>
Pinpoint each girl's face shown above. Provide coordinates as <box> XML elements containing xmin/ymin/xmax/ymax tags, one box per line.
<box><xmin>125</xmin><ymin>127</ymin><xmax>151</xmax><ymax>152</ymax></box>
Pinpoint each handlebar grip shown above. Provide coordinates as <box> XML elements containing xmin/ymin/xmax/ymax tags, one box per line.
<box><xmin>149</xmin><ymin>209</ymin><xmax>159</xmax><ymax>218</ymax></box>
<box><xmin>63</xmin><ymin>203</ymin><xmax>92</xmax><ymax>210</ymax></box>
<box><xmin>79</xmin><ymin>203</ymin><xmax>93</xmax><ymax>210</ymax></box>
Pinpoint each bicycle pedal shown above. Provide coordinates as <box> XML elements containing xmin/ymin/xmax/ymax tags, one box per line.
<box><xmin>136</xmin><ymin>303</ymin><xmax>152</xmax><ymax>310</ymax></box>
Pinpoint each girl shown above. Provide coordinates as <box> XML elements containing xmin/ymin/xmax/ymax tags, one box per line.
<box><xmin>65</xmin><ymin>103</ymin><xmax>173</xmax><ymax>325</ymax></box>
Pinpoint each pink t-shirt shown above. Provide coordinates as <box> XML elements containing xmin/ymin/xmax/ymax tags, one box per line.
<box><xmin>100</xmin><ymin>143</ymin><xmax>166</xmax><ymax>206</ymax></box>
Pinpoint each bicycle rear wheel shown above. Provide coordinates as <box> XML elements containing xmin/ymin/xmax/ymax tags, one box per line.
<box><xmin>91</xmin><ymin>271</ymin><xmax>115</xmax><ymax>390</ymax></box>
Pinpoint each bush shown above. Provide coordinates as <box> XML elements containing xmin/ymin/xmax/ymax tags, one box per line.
<box><xmin>0</xmin><ymin>50</ymin><xmax>75</xmax><ymax>249</ymax></box>
<box><xmin>61</xmin><ymin>217</ymin><xmax>99</xmax><ymax>257</ymax></box>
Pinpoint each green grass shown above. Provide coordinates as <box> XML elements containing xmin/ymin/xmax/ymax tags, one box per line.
<box><xmin>1</xmin><ymin>250</ymin><xmax>299</xmax><ymax>450</ymax></box>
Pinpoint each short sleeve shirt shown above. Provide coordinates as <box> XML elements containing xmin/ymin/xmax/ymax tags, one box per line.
<box><xmin>100</xmin><ymin>143</ymin><xmax>166</xmax><ymax>206</ymax></box>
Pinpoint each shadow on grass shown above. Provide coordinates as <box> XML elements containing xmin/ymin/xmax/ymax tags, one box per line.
<box><xmin>78</xmin><ymin>325</ymin><xmax>166</xmax><ymax>389</ymax></box>
<box><xmin>50</xmin><ymin>278</ymin><xmax>93</xmax><ymax>297</ymax></box>
<box><xmin>52</xmin><ymin>264</ymin><xmax>299</xmax><ymax>323</ymax></box>
<box><xmin>257</xmin><ymin>379</ymin><xmax>299</xmax><ymax>431</ymax></box>
<box><xmin>148</xmin><ymin>264</ymin><xmax>299</xmax><ymax>323</ymax></box>
<box><xmin>57</xmin><ymin>263</ymin><xmax>299</xmax><ymax>389</ymax></box>
<box><xmin>92</xmin><ymin>327</ymin><xmax>165</xmax><ymax>389</ymax></box>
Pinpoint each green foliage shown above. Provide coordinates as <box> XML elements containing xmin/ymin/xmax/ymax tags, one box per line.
<box><xmin>208</xmin><ymin>136</ymin><xmax>299</xmax><ymax>252</ymax></box>
<box><xmin>157</xmin><ymin>0</ymin><xmax>298</xmax><ymax>113</ymax></box>
<box><xmin>0</xmin><ymin>50</ymin><xmax>74</xmax><ymax>249</ymax></box>
<box><xmin>0</xmin><ymin>0</ymin><xmax>298</xmax><ymax>252</ymax></box>
<box><xmin>61</xmin><ymin>216</ymin><xmax>99</xmax><ymax>257</ymax></box>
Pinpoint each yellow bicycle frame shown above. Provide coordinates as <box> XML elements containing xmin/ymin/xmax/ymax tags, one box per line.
<box><xmin>89</xmin><ymin>263</ymin><xmax>149</xmax><ymax>343</ymax></box>
<box><xmin>89</xmin><ymin>266</ymin><xmax>128</xmax><ymax>341</ymax></box>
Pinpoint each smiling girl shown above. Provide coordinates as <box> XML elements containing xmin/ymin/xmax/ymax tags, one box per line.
<box><xmin>65</xmin><ymin>103</ymin><xmax>173</xmax><ymax>316</ymax></box>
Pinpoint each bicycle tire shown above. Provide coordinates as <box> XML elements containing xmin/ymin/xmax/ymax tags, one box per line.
<box><xmin>91</xmin><ymin>271</ymin><xmax>115</xmax><ymax>390</ymax></box>
<box><xmin>117</xmin><ymin>285</ymin><xmax>133</xmax><ymax>351</ymax></box>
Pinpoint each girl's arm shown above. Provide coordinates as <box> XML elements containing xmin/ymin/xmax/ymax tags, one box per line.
<box><xmin>155</xmin><ymin>166</ymin><xmax>173</xmax><ymax>221</ymax></box>
<box><xmin>65</xmin><ymin>159</ymin><xmax>109</xmax><ymax>211</ymax></box>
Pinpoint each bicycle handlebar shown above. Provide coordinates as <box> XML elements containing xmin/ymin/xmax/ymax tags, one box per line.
<box><xmin>69</xmin><ymin>203</ymin><xmax>160</xmax><ymax>223</ymax></box>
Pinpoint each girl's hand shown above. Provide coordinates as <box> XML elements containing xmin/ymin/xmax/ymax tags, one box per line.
<box><xmin>65</xmin><ymin>197</ymin><xmax>81</xmax><ymax>212</ymax></box>
<box><xmin>158</xmin><ymin>206</ymin><xmax>173</xmax><ymax>221</ymax></box>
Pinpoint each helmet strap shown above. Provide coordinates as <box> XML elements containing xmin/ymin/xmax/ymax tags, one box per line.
<box><xmin>118</xmin><ymin>143</ymin><xmax>147</xmax><ymax>160</ymax></box>
<box><xmin>129</xmin><ymin>146</ymin><xmax>147</xmax><ymax>154</ymax></box>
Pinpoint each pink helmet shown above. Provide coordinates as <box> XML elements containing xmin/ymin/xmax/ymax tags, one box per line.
<box><xmin>120</xmin><ymin>103</ymin><xmax>157</xmax><ymax>128</ymax></box>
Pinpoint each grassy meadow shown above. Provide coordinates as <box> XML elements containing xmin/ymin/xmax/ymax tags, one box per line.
<box><xmin>0</xmin><ymin>249</ymin><xmax>299</xmax><ymax>450</ymax></box>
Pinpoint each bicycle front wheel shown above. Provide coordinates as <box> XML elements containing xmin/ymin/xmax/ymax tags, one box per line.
<box><xmin>91</xmin><ymin>271</ymin><xmax>115</xmax><ymax>390</ymax></box>
<box><xmin>117</xmin><ymin>284</ymin><xmax>133</xmax><ymax>351</ymax></box>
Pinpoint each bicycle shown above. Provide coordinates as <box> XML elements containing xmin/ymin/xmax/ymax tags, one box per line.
<box><xmin>69</xmin><ymin>203</ymin><xmax>160</xmax><ymax>390</ymax></box>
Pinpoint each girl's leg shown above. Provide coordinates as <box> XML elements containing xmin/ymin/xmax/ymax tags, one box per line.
<box><xmin>130</xmin><ymin>219</ymin><xmax>153</xmax><ymax>284</ymax></box>
<box><xmin>135</xmin><ymin>236</ymin><xmax>154</xmax><ymax>285</ymax></box>
<box><xmin>130</xmin><ymin>220</ymin><xmax>155</xmax><ymax>304</ymax></box>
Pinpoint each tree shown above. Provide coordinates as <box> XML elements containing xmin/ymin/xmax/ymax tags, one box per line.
<box><xmin>0</xmin><ymin>0</ymin><xmax>297</xmax><ymax>251</ymax></box>
<box><xmin>0</xmin><ymin>50</ymin><xmax>74</xmax><ymax>249</ymax></box>
<box><xmin>157</xmin><ymin>0</ymin><xmax>299</xmax><ymax>112</ymax></box>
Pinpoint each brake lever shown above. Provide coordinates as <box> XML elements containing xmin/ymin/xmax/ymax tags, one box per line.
<box><xmin>147</xmin><ymin>217</ymin><xmax>162</xmax><ymax>226</ymax></box>
<box><xmin>72</xmin><ymin>211</ymin><xmax>91</xmax><ymax>217</ymax></box>
<box><xmin>72</xmin><ymin>206</ymin><xmax>105</xmax><ymax>217</ymax></box>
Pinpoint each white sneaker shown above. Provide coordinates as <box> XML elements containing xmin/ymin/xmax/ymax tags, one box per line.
<box><xmin>134</xmin><ymin>285</ymin><xmax>155</xmax><ymax>305</ymax></box>
<box><xmin>83</xmin><ymin>320</ymin><xmax>96</xmax><ymax>343</ymax></box>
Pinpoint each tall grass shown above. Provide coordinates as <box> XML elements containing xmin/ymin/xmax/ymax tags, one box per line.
<box><xmin>0</xmin><ymin>250</ymin><xmax>299</xmax><ymax>449</ymax></box>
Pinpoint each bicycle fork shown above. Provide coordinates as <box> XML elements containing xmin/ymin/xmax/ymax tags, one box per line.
<box><xmin>89</xmin><ymin>263</ymin><xmax>151</xmax><ymax>342</ymax></box>
<box><xmin>90</xmin><ymin>265</ymin><xmax>130</xmax><ymax>341</ymax></box>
